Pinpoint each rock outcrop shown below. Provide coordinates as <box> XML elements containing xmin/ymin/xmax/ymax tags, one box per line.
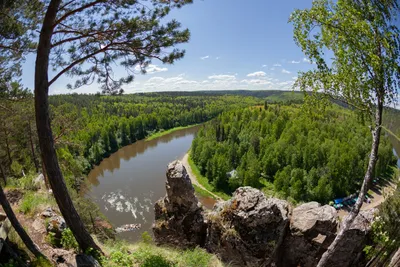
<box><xmin>41</xmin><ymin>207</ymin><xmax>66</xmax><ymax>239</ymax></box>
<box><xmin>153</xmin><ymin>161</ymin><xmax>207</xmax><ymax>248</ymax></box>
<box><xmin>153</xmin><ymin>161</ymin><xmax>376</xmax><ymax>267</ymax></box>
<box><xmin>325</xmin><ymin>208</ymin><xmax>376</xmax><ymax>267</ymax></box>
<box><xmin>205</xmin><ymin>187</ymin><xmax>290</xmax><ymax>266</ymax></box>
<box><xmin>281</xmin><ymin>202</ymin><xmax>338</xmax><ymax>267</ymax></box>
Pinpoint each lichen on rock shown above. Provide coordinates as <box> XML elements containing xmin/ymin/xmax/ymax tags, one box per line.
<box><xmin>205</xmin><ymin>187</ymin><xmax>290</xmax><ymax>266</ymax></box>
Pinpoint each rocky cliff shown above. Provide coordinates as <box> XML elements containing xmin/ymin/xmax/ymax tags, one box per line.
<box><xmin>153</xmin><ymin>161</ymin><xmax>375</xmax><ymax>267</ymax></box>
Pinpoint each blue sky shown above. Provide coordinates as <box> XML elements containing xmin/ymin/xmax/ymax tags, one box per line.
<box><xmin>21</xmin><ymin>0</ymin><xmax>318</xmax><ymax>94</ymax></box>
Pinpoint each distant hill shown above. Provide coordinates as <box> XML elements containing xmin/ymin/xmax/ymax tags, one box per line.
<box><xmin>132</xmin><ymin>90</ymin><xmax>304</xmax><ymax>101</ymax></box>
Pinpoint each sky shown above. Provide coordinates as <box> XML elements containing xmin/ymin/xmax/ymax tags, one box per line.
<box><xmin>20</xmin><ymin>0</ymin><xmax>320</xmax><ymax>95</ymax></box>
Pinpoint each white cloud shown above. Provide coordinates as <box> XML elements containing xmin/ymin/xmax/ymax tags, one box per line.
<box><xmin>262</xmin><ymin>64</ymin><xmax>267</xmax><ymax>68</ymax></box>
<box><xmin>216</xmin><ymin>57</ymin><xmax>220</xmax><ymax>60</ymax></box>
<box><xmin>147</xmin><ymin>77</ymin><xmax>165</xmax><ymax>83</ymax></box>
<box><xmin>303</xmin><ymin>58</ymin><xmax>311</xmax><ymax>63</ymax></box>
<box><xmin>208</xmin><ymin>74</ymin><xmax>236</xmax><ymax>81</ymax></box>
<box><xmin>200</xmin><ymin>55</ymin><xmax>210</xmax><ymax>60</ymax></box>
<box><xmin>282</xmin><ymin>69</ymin><xmax>291</xmax><ymax>74</ymax></box>
<box><xmin>122</xmin><ymin>72</ymin><xmax>296</xmax><ymax>94</ymax></box>
<box><xmin>241</xmin><ymin>79</ymin><xmax>272</xmax><ymax>85</ymax></box>
<box><xmin>247</xmin><ymin>71</ymin><xmax>266</xmax><ymax>77</ymax></box>
<box><xmin>273</xmin><ymin>63</ymin><xmax>282</xmax><ymax>67</ymax></box>
<box><xmin>135</xmin><ymin>64</ymin><xmax>168</xmax><ymax>74</ymax></box>
<box><xmin>270</xmin><ymin>67</ymin><xmax>275</xmax><ymax>71</ymax></box>
<box><xmin>292</xmin><ymin>76</ymin><xmax>298</xmax><ymax>80</ymax></box>
<box><xmin>291</xmin><ymin>60</ymin><xmax>300</xmax><ymax>64</ymax></box>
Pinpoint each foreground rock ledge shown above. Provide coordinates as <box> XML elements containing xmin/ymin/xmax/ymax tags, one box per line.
<box><xmin>153</xmin><ymin>161</ymin><xmax>375</xmax><ymax>267</ymax></box>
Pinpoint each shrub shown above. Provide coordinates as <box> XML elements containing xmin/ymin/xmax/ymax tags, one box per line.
<box><xmin>61</xmin><ymin>228</ymin><xmax>79</xmax><ymax>252</ymax></box>
<box><xmin>141</xmin><ymin>231</ymin><xmax>153</xmax><ymax>244</ymax></box>
<box><xmin>140</xmin><ymin>255</ymin><xmax>173</xmax><ymax>267</ymax></box>
<box><xmin>180</xmin><ymin>247</ymin><xmax>213</xmax><ymax>267</ymax></box>
<box><xmin>45</xmin><ymin>232</ymin><xmax>59</xmax><ymax>247</ymax></box>
<box><xmin>18</xmin><ymin>174</ymin><xmax>37</xmax><ymax>191</ymax></box>
<box><xmin>109</xmin><ymin>251</ymin><xmax>134</xmax><ymax>267</ymax></box>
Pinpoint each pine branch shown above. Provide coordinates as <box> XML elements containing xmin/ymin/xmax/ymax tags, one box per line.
<box><xmin>53</xmin><ymin>0</ymin><xmax>105</xmax><ymax>28</ymax></box>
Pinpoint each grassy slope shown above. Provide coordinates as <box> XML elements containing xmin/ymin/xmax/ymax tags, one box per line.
<box><xmin>187</xmin><ymin>152</ymin><xmax>230</xmax><ymax>201</ymax></box>
<box><xmin>4</xmin><ymin>183</ymin><xmax>223</xmax><ymax>267</ymax></box>
<box><xmin>146</xmin><ymin>124</ymin><xmax>199</xmax><ymax>141</ymax></box>
<box><xmin>100</xmin><ymin>238</ymin><xmax>223</xmax><ymax>267</ymax></box>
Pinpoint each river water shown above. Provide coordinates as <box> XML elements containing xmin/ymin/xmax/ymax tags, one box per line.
<box><xmin>84</xmin><ymin>125</ymin><xmax>211</xmax><ymax>242</ymax></box>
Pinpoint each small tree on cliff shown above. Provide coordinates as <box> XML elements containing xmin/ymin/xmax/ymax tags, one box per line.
<box><xmin>33</xmin><ymin>0</ymin><xmax>192</xmax><ymax>253</ymax></box>
<box><xmin>290</xmin><ymin>0</ymin><xmax>400</xmax><ymax>266</ymax></box>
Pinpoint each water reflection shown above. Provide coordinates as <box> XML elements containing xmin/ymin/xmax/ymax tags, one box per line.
<box><xmin>84</xmin><ymin>126</ymin><xmax>203</xmax><ymax>241</ymax></box>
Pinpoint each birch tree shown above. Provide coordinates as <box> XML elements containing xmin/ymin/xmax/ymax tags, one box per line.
<box><xmin>290</xmin><ymin>0</ymin><xmax>400</xmax><ymax>266</ymax></box>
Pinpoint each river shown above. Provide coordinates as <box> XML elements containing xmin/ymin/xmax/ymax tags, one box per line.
<box><xmin>84</xmin><ymin>125</ymin><xmax>212</xmax><ymax>242</ymax></box>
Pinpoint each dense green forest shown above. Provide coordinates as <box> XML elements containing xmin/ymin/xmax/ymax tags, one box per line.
<box><xmin>191</xmin><ymin>104</ymin><xmax>397</xmax><ymax>203</ymax></box>
<box><xmin>0</xmin><ymin>92</ymin><xmax>261</xmax><ymax>188</ymax></box>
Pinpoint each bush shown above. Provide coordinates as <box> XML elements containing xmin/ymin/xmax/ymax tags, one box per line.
<box><xmin>140</xmin><ymin>255</ymin><xmax>173</xmax><ymax>267</ymax></box>
<box><xmin>109</xmin><ymin>251</ymin><xmax>134</xmax><ymax>267</ymax></box>
<box><xmin>61</xmin><ymin>228</ymin><xmax>79</xmax><ymax>252</ymax></box>
<box><xmin>18</xmin><ymin>174</ymin><xmax>37</xmax><ymax>191</ymax></box>
<box><xmin>45</xmin><ymin>232</ymin><xmax>59</xmax><ymax>247</ymax></box>
<box><xmin>141</xmin><ymin>231</ymin><xmax>153</xmax><ymax>244</ymax></box>
<box><xmin>180</xmin><ymin>247</ymin><xmax>213</xmax><ymax>267</ymax></box>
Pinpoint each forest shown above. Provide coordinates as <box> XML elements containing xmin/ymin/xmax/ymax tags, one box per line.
<box><xmin>0</xmin><ymin>92</ymin><xmax>260</xmax><ymax>189</ymax></box>
<box><xmin>1</xmin><ymin>0</ymin><xmax>400</xmax><ymax>265</ymax></box>
<box><xmin>191</xmin><ymin>104</ymin><xmax>397</xmax><ymax>203</ymax></box>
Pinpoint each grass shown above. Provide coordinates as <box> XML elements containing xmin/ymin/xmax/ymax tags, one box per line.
<box><xmin>193</xmin><ymin>184</ymin><xmax>216</xmax><ymax>199</ymax></box>
<box><xmin>187</xmin><ymin>152</ymin><xmax>230</xmax><ymax>201</ymax></box>
<box><xmin>146</xmin><ymin>124</ymin><xmax>199</xmax><ymax>141</ymax></box>
<box><xmin>101</xmin><ymin>236</ymin><xmax>223</xmax><ymax>267</ymax></box>
<box><xmin>19</xmin><ymin>191</ymin><xmax>56</xmax><ymax>216</ymax></box>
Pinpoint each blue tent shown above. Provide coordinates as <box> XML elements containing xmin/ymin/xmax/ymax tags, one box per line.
<box><xmin>334</xmin><ymin>198</ymin><xmax>345</xmax><ymax>204</ymax></box>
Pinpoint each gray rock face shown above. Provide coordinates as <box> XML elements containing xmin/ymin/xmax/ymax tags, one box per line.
<box><xmin>153</xmin><ymin>161</ymin><xmax>377</xmax><ymax>267</ymax></box>
<box><xmin>41</xmin><ymin>207</ymin><xmax>66</xmax><ymax>238</ymax></box>
<box><xmin>282</xmin><ymin>202</ymin><xmax>338</xmax><ymax>267</ymax></box>
<box><xmin>325</xmin><ymin>209</ymin><xmax>376</xmax><ymax>267</ymax></box>
<box><xmin>152</xmin><ymin>161</ymin><xmax>207</xmax><ymax>248</ymax></box>
<box><xmin>205</xmin><ymin>187</ymin><xmax>290</xmax><ymax>266</ymax></box>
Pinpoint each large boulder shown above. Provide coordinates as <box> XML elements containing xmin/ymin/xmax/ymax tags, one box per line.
<box><xmin>41</xmin><ymin>207</ymin><xmax>66</xmax><ymax>239</ymax></box>
<box><xmin>325</xmin><ymin>208</ymin><xmax>376</xmax><ymax>267</ymax></box>
<box><xmin>152</xmin><ymin>161</ymin><xmax>207</xmax><ymax>248</ymax></box>
<box><xmin>281</xmin><ymin>202</ymin><xmax>338</xmax><ymax>267</ymax></box>
<box><xmin>205</xmin><ymin>187</ymin><xmax>290</xmax><ymax>266</ymax></box>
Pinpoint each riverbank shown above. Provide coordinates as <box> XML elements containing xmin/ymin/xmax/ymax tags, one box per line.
<box><xmin>182</xmin><ymin>153</ymin><xmax>399</xmax><ymax>218</ymax></box>
<box><xmin>146</xmin><ymin>124</ymin><xmax>200</xmax><ymax>141</ymax></box>
<box><xmin>181</xmin><ymin>153</ymin><xmax>229</xmax><ymax>201</ymax></box>
<box><xmin>338</xmin><ymin>167</ymin><xmax>399</xmax><ymax>218</ymax></box>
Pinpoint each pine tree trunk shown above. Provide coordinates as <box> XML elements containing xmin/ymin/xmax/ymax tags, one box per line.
<box><xmin>28</xmin><ymin>120</ymin><xmax>39</xmax><ymax>173</ymax></box>
<box><xmin>0</xmin><ymin>183</ymin><xmax>43</xmax><ymax>258</ymax></box>
<box><xmin>3</xmin><ymin>126</ymin><xmax>12</xmax><ymax>171</ymax></box>
<box><xmin>0</xmin><ymin>164</ymin><xmax>6</xmax><ymax>185</ymax></box>
<box><xmin>41</xmin><ymin>160</ymin><xmax>50</xmax><ymax>190</ymax></box>
<box><xmin>317</xmin><ymin>101</ymin><xmax>383</xmax><ymax>267</ymax></box>
<box><xmin>34</xmin><ymin>0</ymin><xmax>101</xmax><ymax>253</ymax></box>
